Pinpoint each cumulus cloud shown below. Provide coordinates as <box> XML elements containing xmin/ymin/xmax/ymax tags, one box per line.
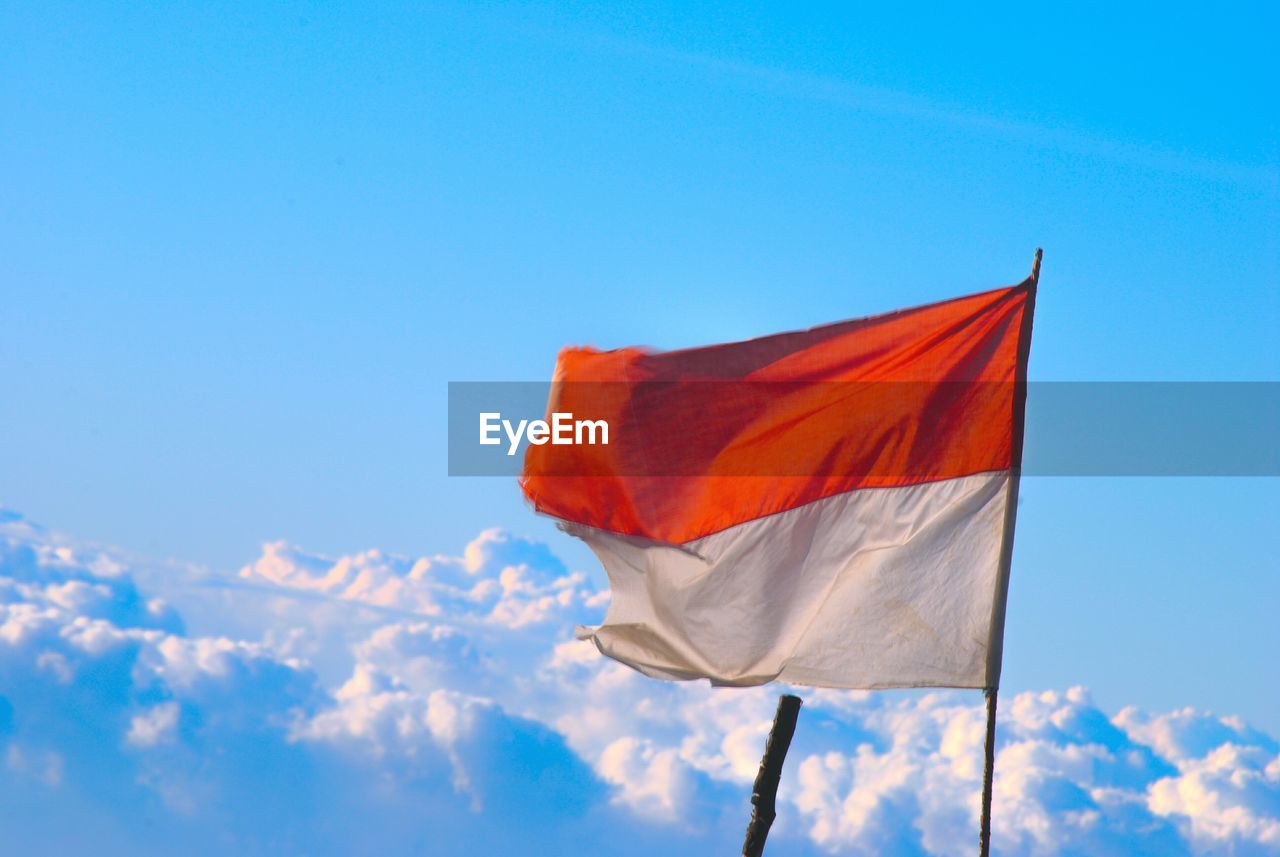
<box><xmin>2</xmin><ymin>508</ymin><xmax>1278</xmax><ymax>855</ymax></box>
<box><xmin>126</xmin><ymin>701</ymin><xmax>180</xmax><ymax>747</ymax></box>
<box><xmin>238</xmin><ymin>528</ymin><xmax>601</xmax><ymax>630</ymax></box>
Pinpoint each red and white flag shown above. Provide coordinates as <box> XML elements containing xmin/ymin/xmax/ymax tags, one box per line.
<box><xmin>521</xmin><ymin>274</ymin><xmax>1037</xmax><ymax>690</ymax></box>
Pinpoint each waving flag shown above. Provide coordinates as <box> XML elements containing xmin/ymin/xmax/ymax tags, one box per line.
<box><xmin>521</xmin><ymin>272</ymin><xmax>1037</xmax><ymax>690</ymax></box>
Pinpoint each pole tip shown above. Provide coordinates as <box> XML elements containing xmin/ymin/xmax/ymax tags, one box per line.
<box><xmin>1031</xmin><ymin>248</ymin><xmax>1043</xmax><ymax>283</ymax></box>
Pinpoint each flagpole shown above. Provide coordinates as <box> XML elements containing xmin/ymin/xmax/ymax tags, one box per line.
<box><xmin>742</xmin><ymin>694</ymin><xmax>803</xmax><ymax>857</ymax></box>
<box><xmin>979</xmin><ymin>248</ymin><xmax>1041</xmax><ymax>857</ymax></box>
<box><xmin>978</xmin><ymin>687</ymin><xmax>998</xmax><ymax>857</ymax></box>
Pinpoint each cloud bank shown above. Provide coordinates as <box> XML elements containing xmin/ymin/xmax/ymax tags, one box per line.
<box><xmin>1</xmin><ymin>508</ymin><xmax>1276</xmax><ymax>855</ymax></box>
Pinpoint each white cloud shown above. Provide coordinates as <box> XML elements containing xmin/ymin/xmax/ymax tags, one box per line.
<box><xmin>127</xmin><ymin>702</ymin><xmax>180</xmax><ymax>747</ymax></box>
<box><xmin>2</xmin><ymin>508</ymin><xmax>1278</xmax><ymax>855</ymax></box>
<box><xmin>238</xmin><ymin>528</ymin><xmax>601</xmax><ymax>631</ymax></box>
<box><xmin>1149</xmin><ymin>743</ymin><xmax>1280</xmax><ymax>850</ymax></box>
<box><xmin>598</xmin><ymin>736</ymin><xmax>695</xmax><ymax>821</ymax></box>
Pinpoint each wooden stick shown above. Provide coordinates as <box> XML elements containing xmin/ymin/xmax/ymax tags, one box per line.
<box><xmin>978</xmin><ymin>687</ymin><xmax>999</xmax><ymax>857</ymax></box>
<box><xmin>978</xmin><ymin>248</ymin><xmax>1037</xmax><ymax>855</ymax></box>
<box><xmin>741</xmin><ymin>694</ymin><xmax>803</xmax><ymax>857</ymax></box>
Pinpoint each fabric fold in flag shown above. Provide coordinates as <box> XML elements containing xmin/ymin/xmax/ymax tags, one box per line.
<box><xmin>521</xmin><ymin>278</ymin><xmax>1037</xmax><ymax>690</ymax></box>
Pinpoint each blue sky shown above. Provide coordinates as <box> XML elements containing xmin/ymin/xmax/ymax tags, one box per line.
<box><xmin>2</xmin><ymin>3</ymin><xmax>1278</xmax><ymax>853</ymax></box>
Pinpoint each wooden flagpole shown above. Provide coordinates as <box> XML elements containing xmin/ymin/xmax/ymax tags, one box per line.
<box><xmin>979</xmin><ymin>248</ymin><xmax>1042</xmax><ymax>857</ymax></box>
<box><xmin>742</xmin><ymin>694</ymin><xmax>803</xmax><ymax>857</ymax></box>
<box><xmin>978</xmin><ymin>687</ymin><xmax>998</xmax><ymax>857</ymax></box>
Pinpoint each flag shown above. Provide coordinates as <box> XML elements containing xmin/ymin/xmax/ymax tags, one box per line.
<box><xmin>521</xmin><ymin>274</ymin><xmax>1037</xmax><ymax>690</ymax></box>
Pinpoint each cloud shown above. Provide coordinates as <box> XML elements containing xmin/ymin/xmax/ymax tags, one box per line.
<box><xmin>1118</xmin><ymin>706</ymin><xmax>1280</xmax><ymax>852</ymax></box>
<box><xmin>2</xmin><ymin>508</ymin><xmax>1279</xmax><ymax>855</ymax></box>
<box><xmin>125</xmin><ymin>701</ymin><xmax>180</xmax><ymax>747</ymax></box>
<box><xmin>238</xmin><ymin>528</ymin><xmax>601</xmax><ymax>630</ymax></box>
